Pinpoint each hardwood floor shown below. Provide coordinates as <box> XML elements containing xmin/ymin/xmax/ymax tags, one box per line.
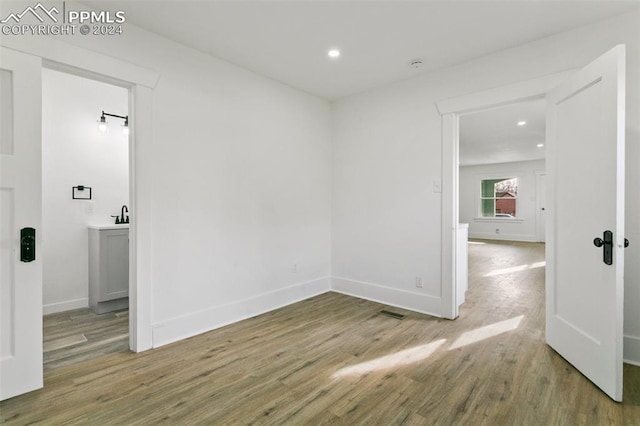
<box><xmin>43</xmin><ymin>308</ymin><xmax>129</xmax><ymax>373</ymax></box>
<box><xmin>2</xmin><ymin>240</ymin><xmax>639</xmax><ymax>424</ymax></box>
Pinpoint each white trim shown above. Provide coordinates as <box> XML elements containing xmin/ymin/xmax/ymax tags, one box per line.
<box><xmin>436</xmin><ymin>70</ymin><xmax>577</xmax><ymax>115</ymax></box>
<box><xmin>6</xmin><ymin>39</ymin><xmax>158</xmax><ymax>353</ymax></box>
<box><xmin>151</xmin><ymin>277</ymin><xmax>331</xmax><ymax>348</ymax></box>
<box><xmin>436</xmin><ymin>70</ymin><xmax>573</xmax><ymax>324</ymax></box>
<box><xmin>624</xmin><ymin>335</ymin><xmax>640</xmax><ymax>366</ymax></box>
<box><xmin>473</xmin><ymin>217</ymin><xmax>524</xmax><ymax>223</ymax></box>
<box><xmin>331</xmin><ymin>276</ymin><xmax>442</xmax><ymax>317</ymax></box>
<box><xmin>1</xmin><ymin>38</ymin><xmax>158</xmax><ymax>88</ymax></box>
<box><xmin>43</xmin><ymin>298</ymin><xmax>88</xmax><ymax>315</ymax></box>
<box><xmin>129</xmin><ymin>85</ymin><xmax>154</xmax><ymax>352</ymax></box>
<box><xmin>468</xmin><ymin>232</ymin><xmax>538</xmax><ymax>243</ymax></box>
<box><xmin>441</xmin><ymin>113</ymin><xmax>458</xmax><ymax>319</ymax></box>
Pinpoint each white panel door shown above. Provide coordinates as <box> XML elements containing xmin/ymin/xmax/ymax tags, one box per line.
<box><xmin>536</xmin><ymin>172</ymin><xmax>546</xmax><ymax>243</ymax></box>
<box><xmin>546</xmin><ymin>45</ymin><xmax>625</xmax><ymax>401</ymax></box>
<box><xmin>0</xmin><ymin>47</ymin><xmax>43</xmax><ymax>400</ymax></box>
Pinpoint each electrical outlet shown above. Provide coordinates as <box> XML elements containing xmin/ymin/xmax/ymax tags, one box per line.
<box><xmin>415</xmin><ymin>276</ymin><xmax>423</xmax><ymax>288</ymax></box>
<box><xmin>292</xmin><ymin>263</ymin><xmax>298</xmax><ymax>273</ymax></box>
<box><xmin>495</xmin><ymin>228</ymin><xmax>500</xmax><ymax>234</ymax></box>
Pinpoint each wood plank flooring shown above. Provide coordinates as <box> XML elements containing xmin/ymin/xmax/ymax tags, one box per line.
<box><xmin>2</xmin><ymin>239</ymin><xmax>639</xmax><ymax>424</ymax></box>
<box><xmin>43</xmin><ymin>308</ymin><xmax>129</xmax><ymax>373</ymax></box>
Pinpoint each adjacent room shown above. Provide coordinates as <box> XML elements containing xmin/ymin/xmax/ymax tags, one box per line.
<box><xmin>458</xmin><ymin>99</ymin><xmax>547</xmax><ymax>306</ymax></box>
<box><xmin>457</xmin><ymin>99</ymin><xmax>547</xmax><ymax>364</ymax></box>
<box><xmin>41</xmin><ymin>68</ymin><xmax>131</xmax><ymax>371</ymax></box>
<box><xmin>1</xmin><ymin>1</ymin><xmax>639</xmax><ymax>423</ymax></box>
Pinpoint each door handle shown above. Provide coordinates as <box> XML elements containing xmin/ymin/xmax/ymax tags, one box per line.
<box><xmin>593</xmin><ymin>230</ymin><xmax>613</xmax><ymax>265</ymax></box>
<box><xmin>20</xmin><ymin>227</ymin><xmax>36</xmax><ymax>262</ymax></box>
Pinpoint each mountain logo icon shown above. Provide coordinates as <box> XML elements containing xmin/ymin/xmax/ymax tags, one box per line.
<box><xmin>1</xmin><ymin>3</ymin><xmax>60</xmax><ymax>24</ymax></box>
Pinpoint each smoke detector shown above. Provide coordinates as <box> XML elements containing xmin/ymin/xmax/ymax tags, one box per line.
<box><xmin>410</xmin><ymin>59</ymin><xmax>423</xmax><ymax>69</ymax></box>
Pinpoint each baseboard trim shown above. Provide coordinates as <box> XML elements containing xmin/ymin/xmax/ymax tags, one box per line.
<box><xmin>469</xmin><ymin>232</ymin><xmax>538</xmax><ymax>242</ymax></box>
<box><xmin>624</xmin><ymin>334</ymin><xmax>640</xmax><ymax>366</ymax></box>
<box><xmin>152</xmin><ymin>276</ymin><xmax>331</xmax><ymax>348</ymax></box>
<box><xmin>43</xmin><ymin>298</ymin><xmax>89</xmax><ymax>315</ymax></box>
<box><xmin>331</xmin><ymin>276</ymin><xmax>442</xmax><ymax>318</ymax></box>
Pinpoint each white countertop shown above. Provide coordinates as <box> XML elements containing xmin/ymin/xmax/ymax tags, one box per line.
<box><xmin>88</xmin><ymin>224</ymin><xmax>130</xmax><ymax>230</ymax></box>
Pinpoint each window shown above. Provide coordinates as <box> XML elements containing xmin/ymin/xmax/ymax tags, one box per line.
<box><xmin>480</xmin><ymin>178</ymin><xmax>517</xmax><ymax>218</ymax></box>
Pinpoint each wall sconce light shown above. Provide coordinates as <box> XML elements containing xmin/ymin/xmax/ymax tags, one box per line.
<box><xmin>98</xmin><ymin>110</ymin><xmax>129</xmax><ymax>135</ymax></box>
<box><xmin>122</xmin><ymin>116</ymin><xmax>130</xmax><ymax>135</ymax></box>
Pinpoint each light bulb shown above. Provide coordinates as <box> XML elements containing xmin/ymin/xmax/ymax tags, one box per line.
<box><xmin>122</xmin><ymin>116</ymin><xmax>129</xmax><ymax>135</ymax></box>
<box><xmin>98</xmin><ymin>115</ymin><xmax>108</xmax><ymax>132</ymax></box>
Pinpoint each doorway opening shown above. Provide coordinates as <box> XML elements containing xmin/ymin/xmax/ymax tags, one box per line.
<box><xmin>457</xmin><ymin>99</ymin><xmax>547</xmax><ymax>311</ymax></box>
<box><xmin>437</xmin><ymin>70</ymin><xmax>573</xmax><ymax>320</ymax></box>
<box><xmin>440</xmin><ymin>49</ymin><xmax>630</xmax><ymax>401</ymax></box>
<box><xmin>41</xmin><ymin>67</ymin><xmax>132</xmax><ymax>372</ymax></box>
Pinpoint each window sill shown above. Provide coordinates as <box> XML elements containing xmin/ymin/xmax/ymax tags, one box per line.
<box><xmin>473</xmin><ymin>217</ymin><xmax>524</xmax><ymax>223</ymax></box>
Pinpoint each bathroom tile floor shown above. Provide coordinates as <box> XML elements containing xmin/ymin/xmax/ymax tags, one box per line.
<box><xmin>43</xmin><ymin>308</ymin><xmax>129</xmax><ymax>372</ymax></box>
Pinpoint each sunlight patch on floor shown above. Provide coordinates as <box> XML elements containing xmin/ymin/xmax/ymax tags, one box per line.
<box><xmin>332</xmin><ymin>339</ymin><xmax>447</xmax><ymax>378</ymax></box>
<box><xmin>449</xmin><ymin>315</ymin><xmax>524</xmax><ymax>350</ymax></box>
<box><xmin>484</xmin><ymin>261</ymin><xmax>546</xmax><ymax>277</ymax></box>
<box><xmin>468</xmin><ymin>241</ymin><xmax>486</xmax><ymax>245</ymax></box>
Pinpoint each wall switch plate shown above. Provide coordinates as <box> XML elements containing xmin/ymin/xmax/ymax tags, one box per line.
<box><xmin>433</xmin><ymin>179</ymin><xmax>442</xmax><ymax>193</ymax></box>
<box><xmin>85</xmin><ymin>201</ymin><xmax>96</xmax><ymax>214</ymax></box>
<box><xmin>415</xmin><ymin>276</ymin><xmax>423</xmax><ymax>288</ymax></box>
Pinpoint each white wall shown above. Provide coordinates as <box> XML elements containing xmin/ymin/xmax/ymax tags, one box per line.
<box><xmin>31</xmin><ymin>5</ymin><xmax>333</xmax><ymax>346</ymax></box>
<box><xmin>42</xmin><ymin>68</ymin><xmax>129</xmax><ymax>314</ymax></box>
<box><xmin>459</xmin><ymin>160</ymin><xmax>545</xmax><ymax>242</ymax></box>
<box><xmin>5</xmin><ymin>4</ymin><xmax>640</xmax><ymax>363</ymax></box>
<box><xmin>332</xmin><ymin>10</ymin><xmax>640</xmax><ymax>362</ymax></box>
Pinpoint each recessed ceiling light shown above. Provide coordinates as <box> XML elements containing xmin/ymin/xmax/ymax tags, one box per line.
<box><xmin>517</xmin><ymin>121</ymin><xmax>527</xmax><ymax>126</ymax></box>
<box><xmin>328</xmin><ymin>49</ymin><xmax>341</xmax><ymax>59</ymax></box>
<box><xmin>537</xmin><ymin>143</ymin><xmax>544</xmax><ymax>148</ymax></box>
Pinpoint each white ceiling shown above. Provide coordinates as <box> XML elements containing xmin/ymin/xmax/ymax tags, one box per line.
<box><xmin>84</xmin><ymin>1</ymin><xmax>638</xmax><ymax>100</ymax></box>
<box><xmin>459</xmin><ymin>99</ymin><xmax>546</xmax><ymax>166</ymax></box>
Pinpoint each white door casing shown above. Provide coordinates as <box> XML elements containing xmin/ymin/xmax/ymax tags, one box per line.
<box><xmin>545</xmin><ymin>45</ymin><xmax>625</xmax><ymax>401</ymax></box>
<box><xmin>0</xmin><ymin>47</ymin><xmax>43</xmax><ymax>400</ymax></box>
<box><xmin>438</xmin><ymin>70</ymin><xmax>575</xmax><ymax>320</ymax></box>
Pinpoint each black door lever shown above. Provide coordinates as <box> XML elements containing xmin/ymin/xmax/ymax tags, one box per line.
<box><xmin>593</xmin><ymin>230</ymin><xmax>613</xmax><ymax>265</ymax></box>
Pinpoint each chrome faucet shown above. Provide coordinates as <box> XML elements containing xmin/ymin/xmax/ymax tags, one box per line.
<box><xmin>120</xmin><ymin>205</ymin><xmax>129</xmax><ymax>224</ymax></box>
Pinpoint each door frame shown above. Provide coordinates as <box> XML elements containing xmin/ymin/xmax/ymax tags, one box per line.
<box><xmin>436</xmin><ymin>70</ymin><xmax>576</xmax><ymax>319</ymax></box>
<box><xmin>2</xmin><ymin>38</ymin><xmax>158</xmax><ymax>352</ymax></box>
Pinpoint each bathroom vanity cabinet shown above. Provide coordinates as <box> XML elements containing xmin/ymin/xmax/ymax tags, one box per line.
<box><xmin>88</xmin><ymin>225</ymin><xmax>129</xmax><ymax>314</ymax></box>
